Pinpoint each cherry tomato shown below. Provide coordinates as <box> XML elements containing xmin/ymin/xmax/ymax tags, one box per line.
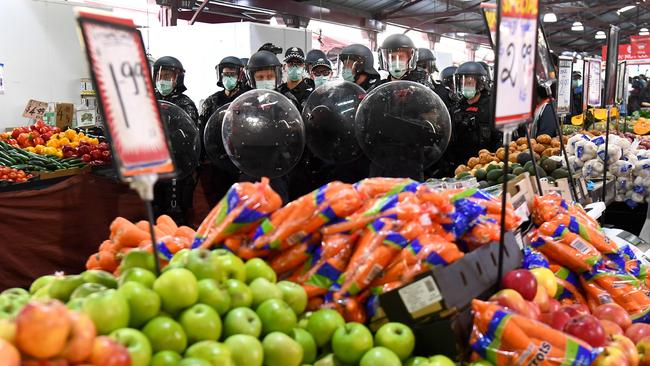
<box><xmin>1</xmin><ymin>175</ymin><xmax>8</xmax><ymax>180</ymax></box>
<box><xmin>16</xmin><ymin>178</ymin><xmax>26</xmax><ymax>183</ymax></box>
<box><xmin>8</xmin><ymin>172</ymin><xmax>17</xmax><ymax>180</ymax></box>
<box><xmin>16</xmin><ymin>171</ymin><xmax>25</xmax><ymax>179</ymax></box>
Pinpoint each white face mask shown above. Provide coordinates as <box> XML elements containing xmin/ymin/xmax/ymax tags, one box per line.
<box><xmin>256</xmin><ymin>79</ymin><xmax>276</xmax><ymax>90</ymax></box>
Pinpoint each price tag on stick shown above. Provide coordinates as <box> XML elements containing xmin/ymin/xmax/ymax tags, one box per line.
<box><xmin>556</xmin><ymin>57</ymin><xmax>573</xmax><ymax>116</ymax></box>
<box><xmin>76</xmin><ymin>9</ymin><xmax>175</xmax><ymax>274</ymax></box>
<box><xmin>587</xmin><ymin>58</ymin><xmax>602</xmax><ymax>107</ymax></box>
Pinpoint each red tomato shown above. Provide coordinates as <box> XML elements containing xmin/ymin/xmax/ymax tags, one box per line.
<box><xmin>101</xmin><ymin>150</ymin><xmax>111</xmax><ymax>161</ymax></box>
<box><xmin>0</xmin><ymin>175</ymin><xmax>8</xmax><ymax>180</ymax></box>
<box><xmin>34</xmin><ymin>137</ymin><xmax>45</xmax><ymax>146</ymax></box>
<box><xmin>8</xmin><ymin>172</ymin><xmax>17</xmax><ymax>180</ymax></box>
<box><xmin>7</xmin><ymin>139</ymin><xmax>17</xmax><ymax>146</ymax></box>
<box><xmin>35</xmin><ymin>120</ymin><xmax>45</xmax><ymax>128</ymax></box>
<box><xmin>16</xmin><ymin>171</ymin><xmax>25</xmax><ymax>179</ymax></box>
<box><xmin>81</xmin><ymin>154</ymin><xmax>92</xmax><ymax>162</ymax></box>
<box><xmin>17</xmin><ymin>133</ymin><xmax>30</xmax><ymax>147</ymax></box>
<box><xmin>38</xmin><ymin>127</ymin><xmax>50</xmax><ymax>134</ymax></box>
<box><xmin>41</xmin><ymin>132</ymin><xmax>52</xmax><ymax>141</ymax></box>
<box><xmin>90</xmin><ymin>150</ymin><xmax>103</xmax><ymax>160</ymax></box>
<box><xmin>11</xmin><ymin>129</ymin><xmax>21</xmax><ymax>139</ymax></box>
<box><xmin>16</xmin><ymin>178</ymin><xmax>26</xmax><ymax>183</ymax></box>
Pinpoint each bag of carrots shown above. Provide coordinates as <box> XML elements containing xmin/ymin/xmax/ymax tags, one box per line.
<box><xmin>548</xmin><ymin>214</ymin><xmax>617</xmax><ymax>254</ymax></box>
<box><xmin>549</xmin><ymin>264</ymin><xmax>585</xmax><ymax>304</ymax></box>
<box><xmin>532</xmin><ymin>193</ymin><xmax>569</xmax><ymax>226</ymax></box>
<box><xmin>194</xmin><ymin>178</ymin><xmax>282</xmax><ymax>249</ymax></box>
<box><xmin>353</xmin><ymin>177</ymin><xmax>418</xmax><ymax>199</ymax></box>
<box><xmin>521</xmin><ymin>246</ymin><xmax>550</xmax><ymax>270</ymax></box>
<box><xmin>529</xmin><ymin>230</ymin><xmax>601</xmax><ymax>273</ymax></box>
<box><xmin>471</xmin><ymin>300</ymin><xmax>598</xmax><ymax>366</ymax></box>
<box><xmin>581</xmin><ymin>265</ymin><xmax>650</xmax><ymax>319</ymax></box>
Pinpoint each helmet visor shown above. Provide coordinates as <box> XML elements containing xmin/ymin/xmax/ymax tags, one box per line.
<box><xmin>380</xmin><ymin>48</ymin><xmax>416</xmax><ymax>74</ymax></box>
<box><xmin>337</xmin><ymin>55</ymin><xmax>364</xmax><ymax>77</ymax></box>
<box><xmin>247</xmin><ymin>66</ymin><xmax>282</xmax><ymax>89</ymax></box>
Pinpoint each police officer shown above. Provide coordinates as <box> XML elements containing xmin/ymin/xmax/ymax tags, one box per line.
<box><xmin>278</xmin><ymin>47</ymin><xmax>314</xmax><ymax>109</ymax></box>
<box><xmin>417</xmin><ymin>47</ymin><xmax>453</xmax><ymax>110</ymax></box>
<box><xmin>448</xmin><ymin>61</ymin><xmax>500</xmax><ymax>168</ymax></box>
<box><xmin>440</xmin><ymin>66</ymin><xmax>457</xmax><ymax>91</ymax></box>
<box><xmin>305</xmin><ymin>49</ymin><xmax>328</xmax><ymax>74</ymax></box>
<box><xmin>310</xmin><ymin>57</ymin><xmax>333</xmax><ymax>88</ymax></box>
<box><xmin>247</xmin><ymin>50</ymin><xmax>300</xmax><ymax>109</ymax></box>
<box><xmin>153</xmin><ymin>56</ymin><xmax>198</xmax><ymax>124</ymax></box>
<box><xmin>199</xmin><ymin>56</ymin><xmax>250</xmax><ymax>132</ymax></box>
<box><xmin>338</xmin><ymin>44</ymin><xmax>381</xmax><ymax>91</ymax></box>
<box><xmin>571</xmin><ymin>71</ymin><xmax>584</xmax><ymax>116</ymax></box>
<box><xmin>372</xmin><ymin>34</ymin><xmax>433</xmax><ymax>90</ymax></box>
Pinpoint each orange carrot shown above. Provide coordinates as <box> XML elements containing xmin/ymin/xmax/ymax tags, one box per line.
<box><xmin>270</xmin><ymin>242</ymin><xmax>311</xmax><ymax>274</ymax></box>
<box><xmin>135</xmin><ymin>220</ymin><xmax>149</xmax><ymax>232</ymax></box>
<box><xmin>113</xmin><ymin>221</ymin><xmax>151</xmax><ymax>248</ymax></box>
<box><xmin>174</xmin><ymin>226</ymin><xmax>196</xmax><ymax>241</ymax></box>
<box><xmin>97</xmin><ymin>250</ymin><xmax>119</xmax><ymax>272</ymax></box>
<box><xmin>86</xmin><ymin>253</ymin><xmax>100</xmax><ymax>270</ymax></box>
<box><xmin>109</xmin><ymin>217</ymin><xmax>132</xmax><ymax>239</ymax></box>
<box><xmin>156</xmin><ymin>215</ymin><xmax>178</xmax><ymax>232</ymax></box>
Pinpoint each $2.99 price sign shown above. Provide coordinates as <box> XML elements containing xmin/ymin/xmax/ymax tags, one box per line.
<box><xmin>77</xmin><ymin>10</ymin><xmax>174</xmax><ymax>179</ymax></box>
<box><xmin>494</xmin><ymin>0</ymin><xmax>539</xmax><ymax>129</ymax></box>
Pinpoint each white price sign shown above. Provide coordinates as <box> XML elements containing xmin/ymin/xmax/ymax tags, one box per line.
<box><xmin>556</xmin><ymin>57</ymin><xmax>573</xmax><ymax>116</ymax></box>
<box><xmin>587</xmin><ymin>59</ymin><xmax>602</xmax><ymax>107</ymax></box>
<box><xmin>77</xmin><ymin>10</ymin><xmax>174</xmax><ymax>178</ymax></box>
<box><xmin>494</xmin><ymin>0</ymin><xmax>539</xmax><ymax>128</ymax></box>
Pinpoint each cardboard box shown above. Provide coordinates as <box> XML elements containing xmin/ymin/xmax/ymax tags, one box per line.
<box><xmin>409</xmin><ymin>307</ymin><xmax>473</xmax><ymax>360</ymax></box>
<box><xmin>531</xmin><ymin>174</ymin><xmax>590</xmax><ymax>204</ymax></box>
<box><xmin>34</xmin><ymin>166</ymin><xmax>90</xmax><ymax>180</ymax></box>
<box><xmin>506</xmin><ymin>172</ymin><xmax>535</xmax><ymax>222</ymax></box>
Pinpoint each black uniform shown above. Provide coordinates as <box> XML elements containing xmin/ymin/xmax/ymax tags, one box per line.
<box><xmin>370</xmin><ymin>68</ymin><xmax>434</xmax><ymax>91</ymax></box>
<box><xmin>155</xmin><ymin>92</ymin><xmax>199</xmax><ymax>125</ymax></box>
<box><xmin>278</xmin><ymin>78</ymin><xmax>314</xmax><ymax>109</ymax></box>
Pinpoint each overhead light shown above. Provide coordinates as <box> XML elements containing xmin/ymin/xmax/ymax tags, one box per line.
<box><xmin>543</xmin><ymin>12</ymin><xmax>557</xmax><ymax>23</ymax></box>
<box><xmin>641</xmin><ymin>28</ymin><xmax>650</xmax><ymax>36</ymax></box>
<box><xmin>617</xmin><ymin>5</ymin><xmax>636</xmax><ymax>14</ymax></box>
<box><xmin>595</xmin><ymin>31</ymin><xmax>606</xmax><ymax>39</ymax></box>
<box><xmin>571</xmin><ymin>21</ymin><xmax>584</xmax><ymax>31</ymax></box>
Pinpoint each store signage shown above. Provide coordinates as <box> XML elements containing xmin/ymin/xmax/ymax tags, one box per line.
<box><xmin>22</xmin><ymin>99</ymin><xmax>48</xmax><ymax>119</ymax></box>
<box><xmin>493</xmin><ymin>0</ymin><xmax>539</xmax><ymax>128</ymax></box>
<box><xmin>556</xmin><ymin>57</ymin><xmax>572</xmax><ymax>116</ymax></box>
<box><xmin>616</xmin><ymin>61</ymin><xmax>627</xmax><ymax>106</ymax></box>
<box><xmin>76</xmin><ymin>10</ymin><xmax>174</xmax><ymax>179</ymax></box>
<box><xmin>587</xmin><ymin>59</ymin><xmax>602</xmax><ymax>107</ymax></box>
<box><xmin>603</xmin><ymin>25</ymin><xmax>620</xmax><ymax>107</ymax></box>
<box><xmin>481</xmin><ymin>2</ymin><xmax>497</xmax><ymax>49</ymax></box>
<box><xmin>602</xmin><ymin>43</ymin><xmax>650</xmax><ymax>63</ymax></box>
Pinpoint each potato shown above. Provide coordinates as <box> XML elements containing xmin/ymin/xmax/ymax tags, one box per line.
<box><xmin>551</xmin><ymin>147</ymin><xmax>561</xmax><ymax>156</ymax></box>
<box><xmin>542</xmin><ymin>148</ymin><xmax>555</xmax><ymax>157</ymax></box>
<box><xmin>537</xmin><ymin>134</ymin><xmax>552</xmax><ymax>144</ymax></box>
<box><xmin>516</xmin><ymin>137</ymin><xmax>527</xmax><ymax>146</ymax></box>
<box><xmin>478</xmin><ymin>149</ymin><xmax>490</xmax><ymax>155</ymax></box>
<box><xmin>529</xmin><ymin>138</ymin><xmax>537</xmax><ymax>145</ymax></box>
<box><xmin>533</xmin><ymin>143</ymin><xmax>546</xmax><ymax>154</ymax></box>
<box><xmin>468</xmin><ymin>157</ymin><xmax>480</xmax><ymax>168</ymax></box>
<box><xmin>509</xmin><ymin>152</ymin><xmax>519</xmax><ymax>163</ymax></box>
<box><xmin>479</xmin><ymin>154</ymin><xmax>493</xmax><ymax>165</ymax></box>
<box><xmin>551</xmin><ymin>139</ymin><xmax>561</xmax><ymax>148</ymax></box>
<box><xmin>455</xmin><ymin>165</ymin><xmax>470</xmax><ymax>176</ymax></box>
<box><xmin>517</xmin><ymin>144</ymin><xmax>529</xmax><ymax>152</ymax></box>
<box><xmin>509</xmin><ymin>142</ymin><xmax>518</xmax><ymax>150</ymax></box>
<box><xmin>496</xmin><ymin>147</ymin><xmax>506</xmax><ymax>162</ymax></box>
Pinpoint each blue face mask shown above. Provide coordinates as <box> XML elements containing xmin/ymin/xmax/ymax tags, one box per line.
<box><xmin>287</xmin><ymin>66</ymin><xmax>304</xmax><ymax>82</ymax></box>
<box><xmin>156</xmin><ymin>80</ymin><xmax>174</xmax><ymax>96</ymax></box>
<box><xmin>314</xmin><ymin>76</ymin><xmax>329</xmax><ymax>88</ymax></box>
<box><xmin>222</xmin><ymin>76</ymin><xmax>238</xmax><ymax>91</ymax></box>
<box><xmin>256</xmin><ymin>79</ymin><xmax>276</xmax><ymax>90</ymax></box>
<box><xmin>342</xmin><ymin>68</ymin><xmax>355</xmax><ymax>82</ymax></box>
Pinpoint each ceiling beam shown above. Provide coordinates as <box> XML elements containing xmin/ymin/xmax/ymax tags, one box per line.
<box><xmin>377</xmin><ymin>0</ymin><xmax>425</xmax><ymax>19</ymax></box>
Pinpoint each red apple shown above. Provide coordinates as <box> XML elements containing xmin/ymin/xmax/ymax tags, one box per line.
<box><xmin>594</xmin><ymin>303</ymin><xmax>632</xmax><ymax>330</ymax></box>
<box><xmin>546</xmin><ymin>298</ymin><xmax>561</xmax><ymax>314</ymax></box>
<box><xmin>523</xmin><ymin>301</ymin><xmax>541</xmax><ymax>320</ymax></box>
<box><xmin>90</xmin><ymin>336</ymin><xmax>131</xmax><ymax>366</ymax></box>
<box><xmin>59</xmin><ymin>311</ymin><xmax>96</xmax><ymax>363</ymax></box>
<box><xmin>600</xmin><ymin>320</ymin><xmax>624</xmax><ymax>337</ymax></box>
<box><xmin>543</xmin><ymin>310</ymin><xmax>571</xmax><ymax>330</ymax></box>
<box><xmin>559</xmin><ymin>304</ymin><xmax>590</xmax><ymax>318</ymax></box>
<box><xmin>608</xmin><ymin>334</ymin><xmax>638</xmax><ymax>366</ymax></box>
<box><xmin>638</xmin><ymin>336</ymin><xmax>650</xmax><ymax>366</ymax></box>
<box><xmin>563</xmin><ymin>314</ymin><xmax>607</xmax><ymax>348</ymax></box>
<box><xmin>489</xmin><ymin>289</ymin><xmax>529</xmax><ymax>316</ymax></box>
<box><xmin>592</xmin><ymin>346</ymin><xmax>629</xmax><ymax>366</ymax></box>
<box><xmin>501</xmin><ymin>270</ymin><xmax>537</xmax><ymax>301</ymax></box>
<box><xmin>626</xmin><ymin>323</ymin><xmax>650</xmax><ymax>344</ymax></box>
<box><xmin>533</xmin><ymin>286</ymin><xmax>550</xmax><ymax>313</ymax></box>
<box><xmin>0</xmin><ymin>338</ymin><xmax>19</xmax><ymax>366</ymax></box>
<box><xmin>16</xmin><ymin>301</ymin><xmax>71</xmax><ymax>359</ymax></box>
<box><xmin>21</xmin><ymin>359</ymin><xmax>69</xmax><ymax>366</ymax></box>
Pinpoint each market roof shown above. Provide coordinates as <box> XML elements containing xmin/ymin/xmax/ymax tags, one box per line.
<box><xmin>170</xmin><ymin>0</ymin><xmax>650</xmax><ymax>54</ymax></box>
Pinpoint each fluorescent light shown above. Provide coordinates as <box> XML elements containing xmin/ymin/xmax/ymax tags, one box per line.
<box><xmin>571</xmin><ymin>21</ymin><xmax>584</xmax><ymax>31</ymax></box>
<box><xmin>641</xmin><ymin>31</ymin><xmax>650</xmax><ymax>36</ymax></box>
<box><xmin>543</xmin><ymin>13</ymin><xmax>557</xmax><ymax>23</ymax></box>
<box><xmin>595</xmin><ymin>31</ymin><xmax>606</xmax><ymax>39</ymax></box>
<box><xmin>641</xmin><ymin>27</ymin><xmax>649</xmax><ymax>32</ymax></box>
<box><xmin>617</xmin><ymin>5</ymin><xmax>636</xmax><ymax>14</ymax></box>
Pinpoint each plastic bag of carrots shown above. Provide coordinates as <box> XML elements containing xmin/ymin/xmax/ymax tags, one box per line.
<box><xmin>471</xmin><ymin>300</ymin><xmax>598</xmax><ymax>365</ymax></box>
<box><xmin>529</xmin><ymin>229</ymin><xmax>601</xmax><ymax>273</ymax></box>
<box><xmin>352</xmin><ymin>177</ymin><xmax>418</xmax><ymax>199</ymax></box>
<box><xmin>580</xmin><ymin>265</ymin><xmax>650</xmax><ymax>320</ymax></box>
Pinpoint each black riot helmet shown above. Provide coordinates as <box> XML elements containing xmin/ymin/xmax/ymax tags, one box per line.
<box><xmin>338</xmin><ymin>44</ymin><xmax>379</xmax><ymax>82</ymax></box>
<box><xmin>378</xmin><ymin>34</ymin><xmax>418</xmax><ymax>79</ymax></box>
<box><xmin>306</xmin><ymin>49</ymin><xmax>328</xmax><ymax>73</ymax></box>
<box><xmin>440</xmin><ymin>66</ymin><xmax>457</xmax><ymax>90</ymax></box>
<box><xmin>454</xmin><ymin>61</ymin><xmax>488</xmax><ymax>98</ymax></box>
<box><xmin>153</xmin><ymin>56</ymin><xmax>187</xmax><ymax>93</ymax></box>
<box><xmin>417</xmin><ymin>48</ymin><xmax>438</xmax><ymax>74</ymax></box>
<box><xmin>216</xmin><ymin>56</ymin><xmax>245</xmax><ymax>88</ymax></box>
<box><xmin>477</xmin><ymin>61</ymin><xmax>492</xmax><ymax>89</ymax></box>
<box><xmin>246</xmin><ymin>50</ymin><xmax>283</xmax><ymax>89</ymax></box>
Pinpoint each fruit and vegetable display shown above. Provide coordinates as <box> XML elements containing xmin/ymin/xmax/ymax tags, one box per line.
<box><xmin>0</xmin><ymin>166</ymin><xmax>34</xmax><ymax>184</ymax></box>
<box><xmin>0</xmin><ymin>120</ymin><xmax>61</xmax><ymax>151</ymax></box>
<box><xmin>0</xmin><ymin>141</ymin><xmax>86</xmax><ymax>174</ymax></box>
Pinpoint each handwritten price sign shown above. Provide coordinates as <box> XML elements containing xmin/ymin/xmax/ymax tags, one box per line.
<box><xmin>494</xmin><ymin>0</ymin><xmax>539</xmax><ymax>128</ymax></box>
<box><xmin>77</xmin><ymin>10</ymin><xmax>174</xmax><ymax>179</ymax></box>
<box><xmin>556</xmin><ymin>57</ymin><xmax>573</xmax><ymax>116</ymax></box>
<box><xmin>587</xmin><ymin>58</ymin><xmax>602</xmax><ymax>107</ymax></box>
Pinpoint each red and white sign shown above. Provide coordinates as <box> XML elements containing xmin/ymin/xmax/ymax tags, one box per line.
<box><xmin>602</xmin><ymin>43</ymin><xmax>650</xmax><ymax>64</ymax></box>
<box><xmin>77</xmin><ymin>10</ymin><xmax>174</xmax><ymax>178</ymax></box>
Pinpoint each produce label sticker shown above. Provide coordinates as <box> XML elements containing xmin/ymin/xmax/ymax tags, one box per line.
<box><xmin>76</xmin><ymin>10</ymin><xmax>174</xmax><ymax>179</ymax></box>
<box><xmin>587</xmin><ymin>59</ymin><xmax>602</xmax><ymax>107</ymax></box>
<box><xmin>22</xmin><ymin>99</ymin><xmax>48</xmax><ymax>119</ymax></box>
<box><xmin>398</xmin><ymin>276</ymin><xmax>443</xmax><ymax>318</ymax></box>
<box><xmin>493</xmin><ymin>0</ymin><xmax>539</xmax><ymax>129</ymax></box>
<box><xmin>556</xmin><ymin>57</ymin><xmax>573</xmax><ymax>116</ymax></box>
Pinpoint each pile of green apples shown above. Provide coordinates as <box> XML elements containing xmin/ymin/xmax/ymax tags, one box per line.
<box><xmin>4</xmin><ymin>247</ymin><xmax>455</xmax><ymax>366</ymax></box>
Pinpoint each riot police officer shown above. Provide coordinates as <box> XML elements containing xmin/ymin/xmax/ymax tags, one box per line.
<box><xmin>310</xmin><ymin>57</ymin><xmax>333</xmax><ymax>88</ymax></box>
<box><xmin>153</xmin><ymin>56</ymin><xmax>198</xmax><ymax>124</ymax></box>
<box><xmin>338</xmin><ymin>44</ymin><xmax>381</xmax><ymax>91</ymax></box>
<box><xmin>440</xmin><ymin>66</ymin><xmax>457</xmax><ymax>91</ymax></box>
<box><xmin>372</xmin><ymin>34</ymin><xmax>433</xmax><ymax>90</ymax></box>
<box><xmin>448</xmin><ymin>61</ymin><xmax>500</xmax><ymax>168</ymax></box>
<box><xmin>199</xmin><ymin>56</ymin><xmax>250</xmax><ymax>134</ymax></box>
<box><xmin>278</xmin><ymin>47</ymin><xmax>314</xmax><ymax>108</ymax></box>
<box><xmin>305</xmin><ymin>49</ymin><xmax>328</xmax><ymax>74</ymax></box>
<box><xmin>417</xmin><ymin>47</ymin><xmax>453</xmax><ymax>110</ymax></box>
<box><xmin>246</xmin><ymin>50</ymin><xmax>300</xmax><ymax>108</ymax></box>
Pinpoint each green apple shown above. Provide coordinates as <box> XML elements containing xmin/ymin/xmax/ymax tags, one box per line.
<box><xmin>359</xmin><ymin>347</ymin><xmax>401</xmax><ymax>366</ymax></box>
<box><xmin>70</xmin><ymin>282</ymin><xmax>107</xmax><ymax>299</ymax></box>
<box><xmin>151</xmin><ymin>350</ymin><xmax>182</xmax><ymax>366</ymax></box>
<box><xmin>120</xmin><ymin>249</ymin><xmax>157</xmax><ymax>273</ymax></box>
<box><xmin>153</xmin><ymin>268</ymin><xmax>198</xmax><ymax>314</ymax></box>
<box><xmin>143</xmin><ymin>316</ymin><xmax>188</xmax><ymax>353</ymax></box>
<box><xmin>66</xmin><ymin>297</ymin><xmax>85</xmax><ymax>311</ymax></box>
<box><xmin>31</xmin><ymin>284</ymin><xmax>51</xmax><ymax>300</ymax></box>
<box><xmin>185</xmin><ymin>340</ymin><xmax>233</xmax><ymax>366</ymax></box>
<box><xmin>119</xmin><ymin>267</ymin><xmax>157</xmax><ymax>289</ymax></box>
<box><xmin>313</xmin><ymin>353</ymin><xmax>345</xmax><ymax>366</ymax></box>
<box><xmin>405</xmin><ymin>356</ymin><xmax>432</xmax><ymax>366</ymax></box>
<box><xmin>82</xmin><ymin>289</ymin><xmax>129</xmax><ymax>334</ymax></box>
<box><xmin>224</xmin><ymin>334</ymin><xmax>263</xmax><ymax>366</ymax></box>
<box><xmin>0</xmin><ymin>295</ymin><xmax>25</xmax><ymax>319</ymax></box>
<box><xmin>256</xmin><ymin>298</ymin><xmax>297</xmax><ymax>335</ymax></box>
<box><xmin>374</xmin><ymin>322</ymin><xmax>415</xmax><ymax>361</ymax></box>
<box><xmin>249</xmin><ymin>278</ymin><xmax>282</xmax><ymax>308</ymax></box>
<box><xmin>213</xmin><ymin>251</ymin><xmax>246</xmax><ymax>282</ymax></box>
<box><xmin>245</xmin><ymin>258</ymin><xmax>277</xmax><ymax>283</ymax></box>
<box><xmin>197</xmin><ymin>279</ymin><xmax>231</xmax><ymax>316</ymax></box>
<box><xmin>1</xmin><ymin>288</ymin><xmax>28</xmax><ymax>300</ymax></box>
<box><xmin>48</xmin><ymin>274</ymin><xmax>84</xmax><ymax>302</ymax></box>
<box><xmin>81</xmin><ymin>269</ymin><xmax>118</xmax><ymax>288</ymax></box>
<box><xmin>183</xmin><ymin>249</ymin><xmax>220</xmax><ymax>281</ymax></box>
<box><xmin>162</xmin><ymin>263</ymin><xmax>185</xmax><ymax>273</ymax></box>
<box><xmin>467</xmin><ymin>361</ymin><xmax>493</xmax><ymax>366</ymax></box>
<box><xmin>110</xmin><ymin>327</ymin><xmax>152</xmax><ymax>366</ymax></box>
<box><xmin>298</xmin><ymin>311</ymin><xmax>312</xmax><ymax>329</ymax></box>
<box><xmin>429</xmin><ymin>355</ymin><xmax>456</xmax><ymax>366</ymax></box>
<box><xmin>223</xmin><ymin>307</ymin><xmax>262</xmax><ymax>338</ymax></box>
<box><xmin>178</xmin><ymin>358</ymin><xmax>211</xmax><ymax>366</ymax></box>
<box><xmin>224</xmin><ymin>279</ymin><xmax>252</xmax><ymax>309</ymax></box>
<box><xmin>263</xmin><ymin>331</ymin><xmax>303</xmax><ymax>366</ymax></box>
<box><xmin>331</xmin><ymin>322</ymin><xmax>374</xmax><ymax>364</ymax></box>
<box><xmin>277</xmin><ymin>281</ymin><xmax>308</xmax><ymax>316</ymax></box>
<box><xmin>29</xmin><ymin>275</ymin><xmax>55</xmax><ymax>294</ymax></box>
<box><xmin>170</xmin><ymin>249</ymin><xmax>190</xmax><ymax>265</ymax></box>
<box><xmin>306</xmin><ymin>309</ymin><xmax>345</xmax><ymax>347</ymax></box>
<box><xmin>118</xmin><ymin>282</ymin><xmax>161</xmax><ymax>328</ymax></box>
<box><xmin>292</xmin><ymin>327</ymin><xmax>317</xmax><ymax>364</ymax></box>
<box><xmin>179</xmin><ymin>304</ymin><xmax>222</xmax><ymax>343</ymax></box>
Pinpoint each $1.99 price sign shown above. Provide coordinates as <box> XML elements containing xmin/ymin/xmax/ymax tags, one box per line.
<box><xmin>76</xmin><ymin>10</ymin><xmax>174</xmax><ymax>179</ymax></box>
<box><xmin>494</xmin><ymin>0</ymin><xmax>539</xmax><ymax>129</ymax></box>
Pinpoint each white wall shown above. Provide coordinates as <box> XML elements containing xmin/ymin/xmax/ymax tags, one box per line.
<box><xmin>0</xmin><ymin>0</ymin><xmax>101</xmax><ymax>129</ymax></box>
